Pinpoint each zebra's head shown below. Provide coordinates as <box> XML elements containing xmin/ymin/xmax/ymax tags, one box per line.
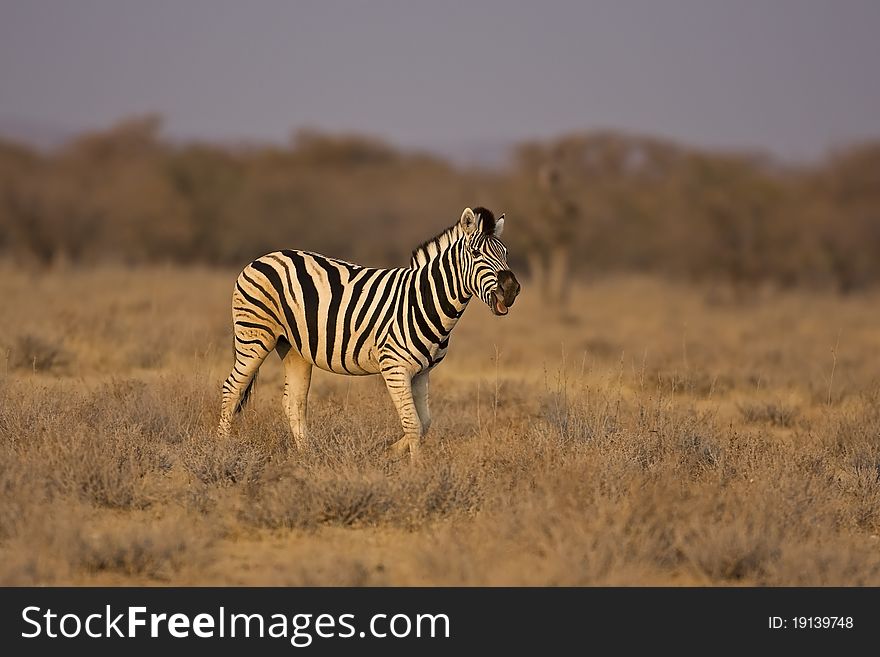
<box><xmin>459</xmin><ymin>207</ymin><xmax>521</xmax><ymax>316</ymax></box>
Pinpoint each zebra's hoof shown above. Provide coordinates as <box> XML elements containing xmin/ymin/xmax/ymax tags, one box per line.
<box><xmin>386</xmin><ymin>436</ymin><xmax>419</xmax><ymax>461</ymax></box>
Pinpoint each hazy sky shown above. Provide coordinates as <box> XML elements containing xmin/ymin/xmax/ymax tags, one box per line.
<box><xmin>1</xmin><ymin>0</ymin><xmax>879</xmax><ymax>160</ymax></box>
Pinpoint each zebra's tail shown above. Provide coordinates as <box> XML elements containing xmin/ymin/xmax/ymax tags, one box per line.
<box><xmin>235</xmin><ymin>371</ymin><xmax>257</xmax><ymax>414</ymax></box>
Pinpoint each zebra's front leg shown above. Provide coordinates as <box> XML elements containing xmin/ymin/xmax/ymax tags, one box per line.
<box><xmin>412</xmin><ymin>371</ymin><xmax>431</xmax><ymax>435</ymax></box>
<box><xmin>381</xmin><ymin>366</ymin><xmax>422</xmax><ymax>459</ymax></box>
<box><xmin>279</xmin><ymin>342</ymin><xmax>313</xmax><ymax>450</ymax></box>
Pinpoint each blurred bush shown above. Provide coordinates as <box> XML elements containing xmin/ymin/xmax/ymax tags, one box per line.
<box><xmin>1</xmin><ymin>116</ymin><xmax>878</xmax><ymax>293</ymax></box>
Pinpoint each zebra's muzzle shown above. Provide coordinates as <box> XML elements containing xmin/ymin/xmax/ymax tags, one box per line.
<box><xmin>492</xmin><ymin>289</ymin><xmax>510</xmax><ymax>316</ymax></box>
<box><xmin>493</xmin><ymin>270</ymin><xmax>520</xmax><ymax>316</ymax></box>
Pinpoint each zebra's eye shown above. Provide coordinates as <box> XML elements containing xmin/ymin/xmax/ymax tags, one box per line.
<box><xmin>470</xmin><ymin>248</ymin><xmax>481</xmax><ymax>258</ymax></box>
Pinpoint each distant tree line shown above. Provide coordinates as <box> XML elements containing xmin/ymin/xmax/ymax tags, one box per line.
<box><xmin>1</xmin><ymin>115</ymin><xmax>878</xmax><ymax>294</ymax></box>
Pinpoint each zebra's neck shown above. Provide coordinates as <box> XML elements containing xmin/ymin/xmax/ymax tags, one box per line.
<box><xmin>408</xmin><ymin>225</ymin><xmax>472</xmax><ymax>336</ymax></box>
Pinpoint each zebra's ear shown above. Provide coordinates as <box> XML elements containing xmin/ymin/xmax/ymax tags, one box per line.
<box><xmin>460</xmin><ymin>207</ymin><xmax>477</xmax><ymax>235</ymax></box>
<box><xmin>494</xmin><ymin>214</ymin><xmax>505</xmax><ymax>238</ymax></box>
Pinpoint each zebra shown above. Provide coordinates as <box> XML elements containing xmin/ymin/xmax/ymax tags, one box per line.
<box><xmin>218</xmin><ymin>206</ymin><xmax>521</xmax><ymax>456</ymax></box>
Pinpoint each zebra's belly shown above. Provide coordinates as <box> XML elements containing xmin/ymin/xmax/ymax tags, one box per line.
<box><xmin>301</xmin><ymin>342</ymin><xmax>446</xmax><ymax>376</ymax></box>
<box><xmin>293</xmin><ymin>343</ymin><xmax>381</xmax><ymax>376</ymax></box>
<box><xmin>311</xmin><ymin>357</ymin><xmax>379</xmax><ymax>377</ymax></box>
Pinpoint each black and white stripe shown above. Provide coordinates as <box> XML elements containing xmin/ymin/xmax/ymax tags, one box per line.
<box><xmin>218</xmin><ymin>206</ymin><xmax>520</xmax><ymax>456</ymax></box>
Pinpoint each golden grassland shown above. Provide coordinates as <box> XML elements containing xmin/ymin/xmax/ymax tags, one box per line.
<box><xmin>1</xmin><ymin>265</ymin><xmax>879</xmax><ymax>585</ymax></box>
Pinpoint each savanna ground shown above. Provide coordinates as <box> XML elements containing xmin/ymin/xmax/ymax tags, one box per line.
<box><xmin>1</xmin><ymin>265</ymin><xmax>879</xmax><ymax>585</ymax></box>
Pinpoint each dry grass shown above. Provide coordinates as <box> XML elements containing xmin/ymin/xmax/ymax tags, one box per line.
<box><xmin>1</xmin><ymin>265</ymin><xmax>880</xmax><ymax>585</ymax></box>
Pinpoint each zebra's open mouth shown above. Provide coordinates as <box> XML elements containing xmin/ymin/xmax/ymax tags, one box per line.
<box><xmin>493</xmin><ymin>290</ymin><xmax>509</xmax><ymax>316</ymax></box>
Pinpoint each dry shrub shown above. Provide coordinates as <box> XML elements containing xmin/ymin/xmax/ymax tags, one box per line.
<box><xmin>71</xmin><ymin>514</ymin><xmax>214</xmax><ymax>580</ymax></box>
<box><xmin>245</xmin><ymin>455</ymin><xmax>481</xmax><ymax>530</ymax></box>
<box><xmin>7</xmin><ymin>334</ymin><xmax>72</xmax><ymax>373</ymax></box>
<box><xmin>0</xmin><ymin>457</ymin><xmax>45</xmax><ymax>540</ymax></box>
<box><xmin>0</xmin><ymin>504</ymin><xmax>216</xmax><ymax>584</ymax></box>
<box><xmin>180</xmin><ymin>435</ymin><xmax>272</xmax><ymax>487</ymax></box>
<box><xmin>738</xmin><ymin>400</ymin><xmax>800</xmax><ymax>427</ymax></box>
<box><xmin>0</xmin><ymin>376</ymin><xmax>208</xmax><ymax>510</ymax></box>
<box><xmin>813</xmin><ymin>390</ymin><xmax>880</xmax><ymax>531</ymax></box>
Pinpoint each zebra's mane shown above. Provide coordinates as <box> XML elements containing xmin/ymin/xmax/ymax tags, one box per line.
<box><xmin>409</xmin><ymin>207</ymin><xmax>496</xmax><ymax>268</ymax></box>
<box><xmin>473</xmin><ymin>207</ymin><xmax>496</xmax><ymax>235</ymax></box>
<box><xmin>410</xmin><ymin>223</ymin><xmax>462</xmax><ymax>268</ymax></box>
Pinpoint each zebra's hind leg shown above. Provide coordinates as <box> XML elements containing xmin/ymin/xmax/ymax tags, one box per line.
<box><xmin>277</xmin><ymin>338</ymin><xmax>312</xmax><ymax>450</ymax></box>
<box><xmin>381</xmin><ymin>366</ymin><xmax>423</xmax><ymax>459</ymax></box>
<box><xmin>218</xmin><ymin>329</ymin><xmax>275</xmax><ymax>437</ymax></box>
